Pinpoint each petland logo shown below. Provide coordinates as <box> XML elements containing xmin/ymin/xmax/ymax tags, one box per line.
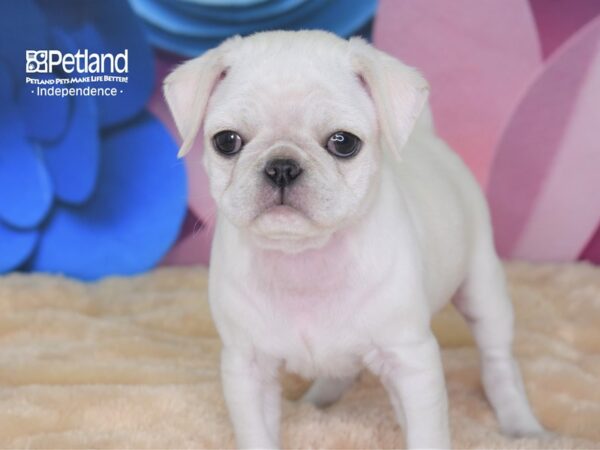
<box><xmin>26</xmin><ymin>49</ymin><xmax>128</xmax><ymax>74</ymax></box>
<box><xmin>25</xmin><ymin>49</ymin><xmax>129</xmax><ymax>97</ymax></box>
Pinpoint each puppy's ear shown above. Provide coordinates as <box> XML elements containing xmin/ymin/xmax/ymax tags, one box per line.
<box><xmin>349</xmin><ymin>37</ymin><xmax>430</xmax><ymax>157</ymax></box>
<box><xmin>163</xmin><ymin>37</ymin><xmax>241</xmax><ymax>158</ymax></box>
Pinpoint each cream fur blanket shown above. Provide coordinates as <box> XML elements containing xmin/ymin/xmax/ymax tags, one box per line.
<box><xmin>0</xmin><ymin>263</ymin><xmax>598</xmax><ymax>449</ymax></box>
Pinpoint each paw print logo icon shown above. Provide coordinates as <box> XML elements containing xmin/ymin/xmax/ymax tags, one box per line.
<box><xmin>25</xmin><ymin>50</ymin><xmax>48</xmax><ymax>73</ymax></box>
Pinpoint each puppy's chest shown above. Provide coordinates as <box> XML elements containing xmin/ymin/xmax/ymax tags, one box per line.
<box><xmin>263</xmin><ymin>300</ymin><xmax>368</xmax><ymax>378</ymax></box>
<box><xmin>246</xmin><ymin>274</ymin><xmax>377</xmax><ymax>377</ymax></box>
<box><xmin>236</xmin><ymin>243</ymin><xmax>397</xmax><ymax>377</ymax></box>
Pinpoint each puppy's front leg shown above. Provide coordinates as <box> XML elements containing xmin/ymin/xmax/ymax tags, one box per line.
<box><xmin>221</xmin><ymin>347</ymin><xmax>281</xmax><ymax>449</ymax></box>
<box><xmin>377</xmin><ymin>333</ymin><xmax>450</xmax><ymax>449</ymax></box>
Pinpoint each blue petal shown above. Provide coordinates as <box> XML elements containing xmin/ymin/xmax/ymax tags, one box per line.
<box><xmin>0</xmin><ymin>0</ymin><xmax>48</xmax><ymax>70</ymax></box>
<box><xmin>58</xmin><ymin>1</ymin><xmax>154</xmax><ymax>128</ymax></box>
<box><xmin>0</xmin><ymin>221</ymin><xmax>39</xmax><ymax>272</ymax></box>
<box><xmin>36</xmin><ymin>0</ymin><xmax>95</xmax><ymax>30</ymax></box>
<box><xmin>32</xmin><ymin>112</ymin><xmax>187</xmax><ymax>280</ymax></box>
<box><xmin>43</xmin><ymin>95</ymin><xmax>99</xmax><ymax>205</ymax></box>
<box><xmin>0</xmin><ymin>60</ymin><xmax>16</xmax><ymax>103</ymax></box>
<box><xmin>0</xmin><ymin>2</ymin><xmax>67</xmax><ymax>144</ymax></box>
<box><xmin>50</xmin><ymin>27</ymin><xmax>80</xmax><ymax>59</ymax></box>
<box><xmin>19</xmin><ymin>73</ymin><xmax>71</xmax><ymax>143</ymax></box>
<box><xmin>0</xmin><ymin>111</ymin><xmax>54</xmax><ymax>229</ymax></box>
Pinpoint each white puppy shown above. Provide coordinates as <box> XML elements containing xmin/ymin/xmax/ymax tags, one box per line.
<box><xmin>164</xmin><ymin>30</ymin><xmax>545</xmax><ymax>449</ymax></box>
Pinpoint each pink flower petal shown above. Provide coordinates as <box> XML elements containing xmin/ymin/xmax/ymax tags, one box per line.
<box><xmin>373</xmin><ymin>0</ymin><xmax>542</xmax><ymax>186</ymax></box>
<box><xmin>489</xmin><ymin>17</ymin><xmax>600</xmax><ymax>261</ymax></box>
<box><xmin>530</xmin><ymin>0</ymin><xmax>600</xmax><ymax>58</ymax></box>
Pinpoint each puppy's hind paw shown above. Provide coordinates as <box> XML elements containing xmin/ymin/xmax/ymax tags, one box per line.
<box><xmin>301</xmin><ymin>376</ymin><xmax>356</xmax><ymax>409</ymax></box>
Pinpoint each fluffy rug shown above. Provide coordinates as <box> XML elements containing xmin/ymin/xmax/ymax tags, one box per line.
<box><xmin>0</xmin><ymin>263</ymin><xmax>598</xmax><ymax>449</ymax></box>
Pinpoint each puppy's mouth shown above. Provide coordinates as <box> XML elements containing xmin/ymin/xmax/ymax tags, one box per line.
<box><xmin>262</xmin><ymin>195</ymin><xmax>304</xmax><ymax>218</ymax></box>
<box><xmin>259</xmin><ymin>186</ymin><xmax>305</xmax><ymax>217</ymax></box>
<box><xmin>248</xmin><ymin>186</ymin><xmax>318</xmax><ymax>236</ymax></box>
<box><xmin>264</xmin><ymin>202</ymin><xmax>301</xmax><ymax>216</ymax></box>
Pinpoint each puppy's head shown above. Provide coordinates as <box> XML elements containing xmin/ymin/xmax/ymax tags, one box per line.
<box><xmin>164</xmin><ymin>31</ymin><xmax>428</xmax><ymax>251</ymax></box>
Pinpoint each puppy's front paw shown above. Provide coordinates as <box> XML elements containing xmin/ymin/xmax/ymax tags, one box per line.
<box><xmin>500</xmin><ymin>419</ymin><xmax>550</xmax><ymax>439</ymax></box>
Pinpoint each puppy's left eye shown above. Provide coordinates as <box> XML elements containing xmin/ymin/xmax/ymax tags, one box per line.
<box><xmin>325</xmin><ymin>131</ymin><xmax>361</xmax><ymax>158</ymax></box>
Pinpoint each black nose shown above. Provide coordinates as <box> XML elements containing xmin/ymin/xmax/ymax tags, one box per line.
<box><xmin>264</xmin><ymin>158</ymin><xmax>303</xmax><ymax>188</ymax></box>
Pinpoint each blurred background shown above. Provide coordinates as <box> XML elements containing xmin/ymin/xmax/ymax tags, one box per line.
<box><xmin>0</xmin><ymin>0</ymin><xmax>599</xmax><ymax>280</ymax></box>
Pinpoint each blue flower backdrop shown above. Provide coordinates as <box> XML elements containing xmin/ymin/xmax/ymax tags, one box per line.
<box><xmin>0</xmin><ymin>0</ymin><xmax>378</xmax><ymax>279</ymax></box>
<box><xmin>0</xmin><ymin>0</ymin><xmax>187</xmax><ymax>279</ymax></box>
<box><xmin>130</xmin><ymin>0</ymin><xmax>377</xmax><ymax>56</ymax></box>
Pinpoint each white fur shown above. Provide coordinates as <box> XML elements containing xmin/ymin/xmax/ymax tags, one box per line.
<box><xmin>165</xmin><ymin>30</ymin><xmax>545</xmax><ymax>449</ymax></box>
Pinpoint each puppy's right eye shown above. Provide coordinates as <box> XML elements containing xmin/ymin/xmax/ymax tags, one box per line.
<box><xmin>213</xmin><ymin>130</ymin><xmax>243</xmax><ymax>156</ymax></box>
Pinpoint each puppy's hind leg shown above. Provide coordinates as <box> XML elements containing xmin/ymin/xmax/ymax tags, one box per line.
<box><xmin>454</xmin><ymin>241</ymin><xmax>546</xmax><ymax>437</ymax></box>
<box><xmin>302</xmin><ymin>374</ymin><xmax>359</xmax><ymax>408</ymax></box>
